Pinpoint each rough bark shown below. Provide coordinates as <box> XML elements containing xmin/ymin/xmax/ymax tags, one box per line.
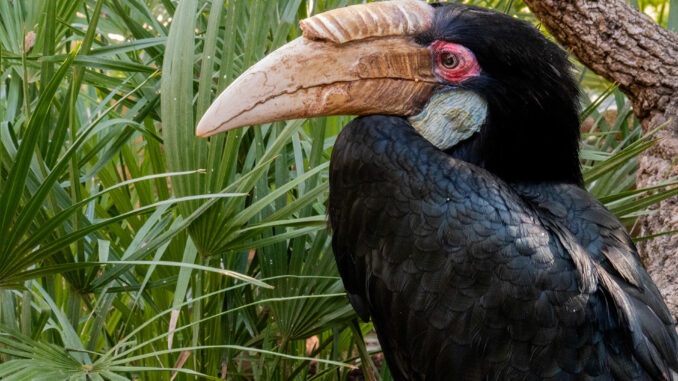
<box><xmin>522</xmin><ymin>0</ymin><xmax>678</xmax><ymax>319</ymax></box>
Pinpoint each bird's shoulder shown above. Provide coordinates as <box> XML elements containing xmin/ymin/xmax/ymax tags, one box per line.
<box><xmin>512</xmin><ymin>181</ymin><xmax>672</xmax><ymax>321</ymax></box>
<box><xmin>330</xmin><ymin>115</ymin><xmax>589</xmax><ymax>287</ymax></box>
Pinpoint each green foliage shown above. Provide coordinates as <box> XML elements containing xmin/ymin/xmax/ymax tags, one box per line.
<box><xmin>0</xmin><ymin>0</ymin><xmax>676</xmax><ymax>380</ymax></box>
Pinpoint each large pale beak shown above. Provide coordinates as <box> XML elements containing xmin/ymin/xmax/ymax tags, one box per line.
<box><xmin>196</xmin><ymin>0</ymin><xmax>438</xmax><ymax>137</ymax></box>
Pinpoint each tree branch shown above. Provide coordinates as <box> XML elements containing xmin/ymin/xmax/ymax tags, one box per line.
<box><xmin>524</xmin><ymin>0</ymin><xmax>678</xmax><ymax>119</ymax></box>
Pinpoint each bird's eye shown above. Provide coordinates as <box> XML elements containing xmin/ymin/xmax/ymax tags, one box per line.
<box><xmin>431</xmin><ymin>41</ymin><xmax>480</xmax><ymax>84</ymax></box>
<box><xmin>440</xmin><ymin>52</ymin><xmax>459</xmax><ymax>69</ymax></box>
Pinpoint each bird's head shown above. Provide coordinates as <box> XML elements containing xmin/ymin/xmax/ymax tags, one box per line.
<box><xmin>197</xmin><ymin>0</ymin><xmax>582</xmax><ymax>184</ymax></box>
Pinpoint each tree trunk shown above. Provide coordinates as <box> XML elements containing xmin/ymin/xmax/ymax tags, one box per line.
<box><xmin>522</xmin><ymin>0</ymin><xmax>678</xmax><ymax>319</ymax></box>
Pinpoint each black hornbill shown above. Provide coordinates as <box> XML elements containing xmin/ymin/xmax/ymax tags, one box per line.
<box><xmin>196</xmin><ymin>1</ymin><xmax>678</xmax><ymax>379</ymax></box>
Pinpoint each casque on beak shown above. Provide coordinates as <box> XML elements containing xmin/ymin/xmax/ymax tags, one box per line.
<box><xmin>196</xmin><ymin>0</ymin><xmax>439</xmax><ymax>137</ymax></box>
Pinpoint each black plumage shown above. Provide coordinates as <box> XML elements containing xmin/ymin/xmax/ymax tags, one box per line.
<box><xmin>328</xmin><ymin>3</ymin><xmax>678</xmax><ymax>380</ymax></box>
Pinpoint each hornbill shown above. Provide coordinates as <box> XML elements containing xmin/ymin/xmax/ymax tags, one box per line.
<box><xmin>196</xmin><ymin>1</ymin><xmax>678</xmax><ymax>379</ymax></box>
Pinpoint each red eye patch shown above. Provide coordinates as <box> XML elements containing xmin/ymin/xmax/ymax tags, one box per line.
<box><xmin>431</xmin><ymin>41</ymin><xmax>481</xmax><ymax>84</ymax></box>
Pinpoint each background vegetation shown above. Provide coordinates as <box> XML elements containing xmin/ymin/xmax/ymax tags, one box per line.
<box><xmin>0</xmin><ymin>0</ymin><xmax>677</xmax><ymax>379</ymax></box>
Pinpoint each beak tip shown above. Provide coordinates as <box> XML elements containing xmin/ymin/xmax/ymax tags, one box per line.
<box><xmin>195</xmin><ymin>121</ymin><xmax>214</xmax><ymax>138</ymax></box>
<box><xmin>196</xmin><ymin>101</ymin><xmax>241</xmax><ymax>137</ymax></box>
<box><xmin>196</xmin><ymin>106</ymin><xmax>226</xmax><ymax>137</ymax></box>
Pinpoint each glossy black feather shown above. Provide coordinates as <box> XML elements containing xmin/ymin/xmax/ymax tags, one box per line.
<box><xmin>328</xmin><ymin>116</ymin><xmax>678</xmax><ymax>380</ymax></box>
